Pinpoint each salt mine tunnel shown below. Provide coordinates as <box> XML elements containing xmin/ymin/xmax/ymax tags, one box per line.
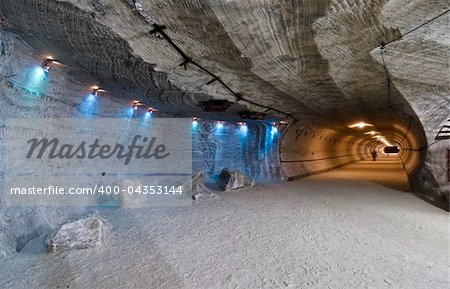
<box><xmin>0</xmin><ymin>1</ymin><xmax>449</xmax><ymax>289</ymax></box>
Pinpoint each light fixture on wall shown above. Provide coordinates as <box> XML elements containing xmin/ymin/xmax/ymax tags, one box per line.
<box><xmin>192</xmin><ymin>117</ymin><xmax>200</xmax><ymax>128</ymax></box>
<box><xmin>238</xmin><ymin>122</ymin><xmax>248</xmax><ymax>136</ymax></box>
<box><xmin>348</xmin><ymin>122</ymin><xmax>374</xmax><ymax>129</ymax></box>
<box><xmin>364</xmin><ymin>131</ymin><xmax>379</xmax><ymax>135</ymax></box>
<box><xmin>132</xmin><ymin>101</ymin><xmax>143</xmax><ymax>110</ymax></box>
<box><xmin>372</xmin><ymin>135</ymin><xmax>391</xmax><ymax>146</ymax></box>
<box><xmin>91</xmin><ymin>85</ymin><xmax>106</xmax><ymax>96</ymax></box>
<box><xmin>41</xmin><ymin>56</ymin><xmax>61</xmax><ymax>73</ymax></box>
<box><xmin>148</xmin><ymin>107</ymin><xmax>157</xmax><ymax>113</ymax></box>
<box><xmin>216</xmin><ymin>121</ymin><xmax>224</xmax><ymax>129</ymax></box>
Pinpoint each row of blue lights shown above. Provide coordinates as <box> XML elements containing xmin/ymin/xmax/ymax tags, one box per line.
<box><xmin>31</xmin><ymin>58</ymin><xmax>157</xmax><ymax>117</ymax></box>
<box><xmin>32</xmin><ymin>57</ymin><xmax>282</xmax><ymax>139</ymax></box>
<box><xmin>192</xmin><ymin>118</ymin><xmax>279</xmax><ymax>138</ymax></box>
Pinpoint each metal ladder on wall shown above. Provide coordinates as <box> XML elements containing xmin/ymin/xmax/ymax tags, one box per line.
<box><xmin>435</xmin><ymin>119</ymin><xmax>450</xmax><ymax>141</ymax></box>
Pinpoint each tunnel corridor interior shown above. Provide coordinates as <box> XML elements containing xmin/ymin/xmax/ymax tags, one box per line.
<box><xmin>0</xmin><ymin>1</ymin><xmax>448</xmax><ymax>289</ymax></box>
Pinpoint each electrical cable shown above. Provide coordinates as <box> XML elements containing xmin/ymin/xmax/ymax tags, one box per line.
<box><xmin>383</xmin><ymin>9</ymin><xmax>449</xmax><ymax>47</ymax></box>
<box><xmin>148</xmin><ymin>23</ymin><xmax>296</xmax><ymax>120</ymax></box>
<box><xmin>121</xmin><ymin>1</ymin><xmax>296</xmax><ymax>121</ymax></box>
<box><xmin>379</xmin><ymin>44</ymin><xmax>391</xmax><ymax>106</ymax></box>
<box><xmin>333</xmin><ymin>9</ymin><xmax>449</xmax><ymax>77</ymax></box>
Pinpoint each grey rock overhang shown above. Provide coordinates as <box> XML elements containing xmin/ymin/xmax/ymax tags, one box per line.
<box><xmin>0</xmin><ymin>0</ymin><xmax>440</xmax><ymax>121</ymax></box>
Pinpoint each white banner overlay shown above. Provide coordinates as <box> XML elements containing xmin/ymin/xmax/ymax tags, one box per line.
<box><xmin>4</xmin><ymin>118</ymin><xmax>192</xmax><ymax>207</ymax></box>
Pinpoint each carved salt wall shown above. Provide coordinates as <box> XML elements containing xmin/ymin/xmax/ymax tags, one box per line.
<box><xmin>193</xmin><ymin>121</ymin><xmax>282</xmax><ymax>182</ymax></box>
<box><xmin>0</xmin><ymin>32</ymin><xmax>283</xmax><ymax>256</ymax></box>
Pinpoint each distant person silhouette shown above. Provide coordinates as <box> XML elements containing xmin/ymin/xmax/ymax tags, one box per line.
<box><xmin>371</xmin><ymin>150</ymin><xmax>378</xmax><ymax>161</ymax></box>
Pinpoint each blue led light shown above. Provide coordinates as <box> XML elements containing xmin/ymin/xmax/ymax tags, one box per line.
<box><xmin>35</xmin><ymin>66</ymin><xmax>46</xmax><ymax>77</ymax></box>
<box><xmin>271</xmin><ymin>125</ymin><xmax>278</xmax><ymax>137</ymax></box>
<box><xmin>79</xmin><ymin>93</ymin><xmax>99</xmax><ymax>117</ymax></box>
<box><xmin>239</xmin><ymin>123</ymin><xmax>248</xmax><ymax>136</ymax></box>
<box><xmin>125</xmin><ymin>107</ymin><xmax>135</xmax><ymax>118</ymax></box>
<box><xmin>192</xmin><ymin>120</ymin><xmax>199</xmax><ymax>129</ymax></box>
<box><xmin>25</xmin><ymin>66</ymin><xmax>47</xmax><ymax>94</ymax></box>
<box><xmin>213</xmin><ymin>121</ymin><xmax>225</xmax><ymax>135</ymax></box>
<box><xmin>140</xmin><ymin>110</ymin><xmax>152</xmax><ymax>125</ymax></box>
<box><xmin>86</xmin><ymin>93</ymin><xmax>96</xmax><ymax>103</ymax></box>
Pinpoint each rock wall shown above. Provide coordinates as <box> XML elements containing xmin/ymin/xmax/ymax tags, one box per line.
<box><xmin>374</xmin><ymin>0</ymin><xmax>450</xmax><ymax>209</ymax></box>
<box><xmin>0</xmin><ymin>30</ymin><xmax>112</xmax><ymax>257</ymax></box>
<box><xmin>193</xmin><ymin>121</ymin><xmax>281</xmax><ymax>183</ymax></box>
<box><xmin>0</xmin><ymin>32</ymin><xmax>281</xmax><ymax>257</ymax></box>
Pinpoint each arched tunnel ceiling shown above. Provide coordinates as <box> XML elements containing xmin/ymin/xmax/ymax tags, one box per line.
<box><xmin>0</xmin><ymin>0</ymin><xmax>448</xmax><ymax>144</ymax></box>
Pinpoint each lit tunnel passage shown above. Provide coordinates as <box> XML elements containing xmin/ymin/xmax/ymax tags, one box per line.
<box><xmin>280</xmin><ymin>114</ymin><xmax>425</xmax><ymax>180</ymax></box>
<box><xmin>0</xmin><ymin>1</ymin><xmax>449</xmax><ymax>288</ymax></box>
<box><xmin>278</xmin><ymin>104</ymin><xmax>448</xmax><ymax>209</ymax></box>
<box><xmin>0</xmin><ymin>1</ymin><xmax>447</xmax><ymax>210</ymax></box>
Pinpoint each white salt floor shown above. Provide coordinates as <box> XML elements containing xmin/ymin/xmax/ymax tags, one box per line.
<box><xmin>1</xmin><ymin>158</ymin><xmax>448</xmax><ymax>289</ymax></box>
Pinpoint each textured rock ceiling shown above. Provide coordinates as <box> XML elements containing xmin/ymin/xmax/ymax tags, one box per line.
<box><xmin>0</xmin><ymin>0</ymin><xmax>448</xmax><ymax>142</ymax></box>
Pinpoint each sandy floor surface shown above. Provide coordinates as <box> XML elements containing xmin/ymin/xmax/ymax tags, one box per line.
<box><xmin>1</xmin><ymin>158</ymin><xmax>448</xmax><ymax>289</ymax></box>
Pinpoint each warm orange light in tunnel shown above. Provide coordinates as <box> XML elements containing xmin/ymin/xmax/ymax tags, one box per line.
<box><xmin>90</xmin><ymin>85</ymin><xmax>106</xmax><ymax>96</ymax></box>
<box><xmin>364</xmin><ymin>131</ymin><xmax>379</xmax><ymax>135</ymax></box>
<box><xmin>348</xmin><ymin>122</ymin><xmax>374</xmax><ymax>129</ymax></box>
<box><xmin>372</xmin><ymin>135</ymin><xmax>392</xmax><ymax>146</ymax></box>
<box><xmin>44</xmin><ymin>55</ymin><xmax>63</xmax><ymax>66</ymax></box>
